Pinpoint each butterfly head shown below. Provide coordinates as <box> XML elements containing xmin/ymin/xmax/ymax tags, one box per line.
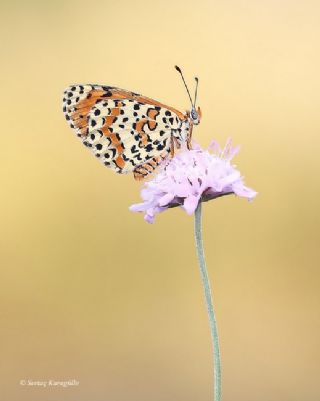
<box><xmin>175</xmin><ymin>66</ymin><xmax>201</xmax><ymax>125</ymax></box>
<box><xmin>190</xmin><ymin>106</ymin><xmax>201</xmax><ymax>125</ymax></box>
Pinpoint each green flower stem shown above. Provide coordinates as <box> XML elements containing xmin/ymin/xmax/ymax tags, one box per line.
<box><xmin>194</xmin><ymin>202</ymin><xmax>221</xmax><ymax>401</ymax></box>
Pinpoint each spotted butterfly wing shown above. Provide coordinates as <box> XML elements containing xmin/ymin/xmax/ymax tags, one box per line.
<box><xmin>63</xmin><ymin>84</ymin><xmax>192</xmax><ymax>179</ymax></box>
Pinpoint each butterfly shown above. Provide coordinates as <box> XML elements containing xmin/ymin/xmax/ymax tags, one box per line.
<box><xmin>62</xmin><ymin>66</ymin><xmax>201</xmax><ymax>180</ymax></box>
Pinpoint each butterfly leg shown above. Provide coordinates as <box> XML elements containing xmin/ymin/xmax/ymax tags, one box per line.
<box><xmin>171</xmin><ymin>134</ymin><xmax>184</xmax><ymax>156</ymax></box>
<box><xmin>187</xmin><ymin>123</ymin><xmax>193</xmax><ymax>150</ymax></box>
<box><xmin>170</xmin><ymin>135</ymin><xmax>175</xmax><ymax>156</ymax></box>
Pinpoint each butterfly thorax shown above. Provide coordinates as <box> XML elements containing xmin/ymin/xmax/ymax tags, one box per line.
<box><xmin>171</xmin><ymin>117</ymin><xmax>191</xmax><ymax>144</ymax></box>
<box><xmin>171</xmin><ymin>107</ymin><xmax>201</xmax><ymax>148</ymax></box>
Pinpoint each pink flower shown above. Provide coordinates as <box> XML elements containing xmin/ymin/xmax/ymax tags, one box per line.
<box><xmin>130</xmin><ymin>139</ymin><xmax>257</xmax><ymax>223</ymax></box>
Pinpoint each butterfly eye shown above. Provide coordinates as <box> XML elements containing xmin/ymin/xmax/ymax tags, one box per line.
<box><xmin>191</xmin><ymin>109</ymin><xmax>198</xmax><ymax>120</ymax></box>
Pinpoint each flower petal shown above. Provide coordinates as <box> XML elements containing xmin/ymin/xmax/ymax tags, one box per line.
<box><xmin>183</xmin><ymin>195</ymin><xmax>200</xmax><ymax>215</ymax></box>
<box><xmin>144</xmin><ymin>214</ymin><xmax>155</xmax><ymax>224</ymax></box>
<box><xmin>129</xmin><ymin>203</ymin><xmax>147</xmax><ymax>212</ymax></box>
<box><xmin>158</xmin><ymin>193</ymin><xmax>175</xmax><ymax>206</ymax></box>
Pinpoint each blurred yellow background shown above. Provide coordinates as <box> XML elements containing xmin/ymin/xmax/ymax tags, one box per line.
<box><xmin>1</xmin><ymin>1</ymin><xmax>319</xmax><ymax>400</ymax></box>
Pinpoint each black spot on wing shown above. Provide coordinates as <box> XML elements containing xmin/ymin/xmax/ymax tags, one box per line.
<box><xmin>134</xmin><ymin>153</ymin><xmax>143</xmax><ymax>161</ymax></box>
<box><xmin>157</xmin><ymin>142</ymin><xmax>166</xmax><ymax>151</ymax></box>
<box><xmin>131</xmin><ymin>144</ymin><xmax>139</xmax><ymax>154</ymax></box>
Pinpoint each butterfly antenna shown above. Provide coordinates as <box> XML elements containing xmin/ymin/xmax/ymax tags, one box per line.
<box><xmin>194</xmin><ymin>77</ymin><xmax>199</xmax><ymax>107</ymax></box>
<box><xmin>175</xmin><ymin>65</ymin><xmax>193</xmax><ymax>107</ymax></box>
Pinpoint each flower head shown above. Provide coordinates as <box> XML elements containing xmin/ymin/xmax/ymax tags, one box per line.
<box><xmin>130</xmin><ymin>139</ymin><xmax>257</xmax><ymax>223</ymax></box>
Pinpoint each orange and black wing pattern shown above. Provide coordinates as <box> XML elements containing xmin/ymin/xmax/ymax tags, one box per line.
<box><xmin>63</xmin><ymin>84</ymin><xmax>189</xmax><ymax>179</ymax></box>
